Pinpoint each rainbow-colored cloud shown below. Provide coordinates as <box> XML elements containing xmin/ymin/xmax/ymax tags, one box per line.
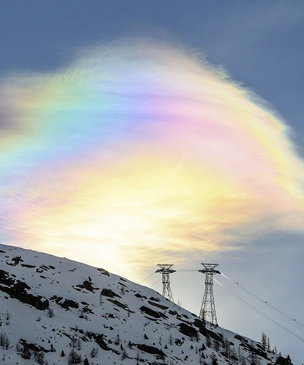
<box><xmin>1</xmin><ymin>40</ymin><xmax>303</xmax><ymax>276</ymax></box>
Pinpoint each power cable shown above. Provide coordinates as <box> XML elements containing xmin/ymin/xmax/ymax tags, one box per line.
<box><xmin>142</xmin><ymin>271</ymin><xmax>156</xmax><ymax>283</ymax></box>
<box><xmin>221</xmin><ymin>272</ymin><xmax>304</xmax><ymax>330</ymax></box>
<box><xmin>214</xmin><ymin>278</ymin><xmax>304</xmax><ymax>343</ymax></box>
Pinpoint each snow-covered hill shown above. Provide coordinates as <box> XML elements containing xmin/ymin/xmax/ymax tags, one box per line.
<box><xmin>0</xmin><ymin>244</ymin><xmax>293</xmax><ymax>365</ymax></box>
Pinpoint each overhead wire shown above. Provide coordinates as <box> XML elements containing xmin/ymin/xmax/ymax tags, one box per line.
<box><xmin>214</xmin><ymin>277</ymin><xmax>304</xmax><ymax>343</ymax></box>
<box><xmin>221</xmin><ymin>272</ymin><xmax>304</xmax><ymax>330</ymax></box>
<box><xmin>142</xmin><ymin>271</ymin><xmax>156</xmax><ymax>283</ymax></box>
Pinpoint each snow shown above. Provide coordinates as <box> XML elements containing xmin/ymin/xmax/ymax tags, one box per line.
<box><xmin>0</xmin><ymin>244</ymin><xmax>288</xmax><ymax>365</ymax></box>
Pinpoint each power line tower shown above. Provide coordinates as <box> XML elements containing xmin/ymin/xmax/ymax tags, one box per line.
<box><xmin>155</xmin><ymin>264</ymin><xmax>176</xmax><ymax>302</ymax></box>
<box><xmin>199</xmin><ymin>263</ymin><xmax>220</xmax><ymax>326</ymax></box>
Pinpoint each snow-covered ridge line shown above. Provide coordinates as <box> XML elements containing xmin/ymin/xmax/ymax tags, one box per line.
<box><xmin>0</xmin><ymin>243</ymin><xmax>292</xmax><ymax>365</ymax></box>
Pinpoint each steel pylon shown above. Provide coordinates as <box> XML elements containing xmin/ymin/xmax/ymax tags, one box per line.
<box><xmin>155</xmin><ymin>264</ymin><xmax>176</xmax><ymax>302</ymax></box>
<box><xmin>199</xmin><ymin>263</ymin><xmax>220</xmax><ymax>326</ymax></box>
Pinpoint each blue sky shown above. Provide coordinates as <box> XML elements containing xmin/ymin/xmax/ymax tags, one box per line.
<box><xmin>1</xmin><ymin>1</ymin><xmax>304</xmax><ymax>363</ymax></box>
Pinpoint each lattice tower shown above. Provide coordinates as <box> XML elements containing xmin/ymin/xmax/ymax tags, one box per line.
<box><xmin>155</xmin><ymin>264</ymin><xmax>176</xmax><ymax>302</ymax></box>
<box><xmin>199</xmin><ymin>263</ymin><xmax>220</xmax><ymax>326</ymax></box>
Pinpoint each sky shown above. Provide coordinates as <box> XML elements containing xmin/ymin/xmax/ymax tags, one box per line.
<box><xmin>0</xmin><ymin>1</ymin><xmax>304</xmax><ymax>363</ymax></box>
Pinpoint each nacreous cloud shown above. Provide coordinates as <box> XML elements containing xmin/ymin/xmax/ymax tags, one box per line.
<box><xmin>0</xmin><ymin>39</ymin><xmax>303</xmax><ymax>276</ymax></box>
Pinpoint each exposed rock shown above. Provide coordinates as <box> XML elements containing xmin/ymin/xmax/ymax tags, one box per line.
<box><xmin>276</xmin><ymin>356</ymin><xmax>292</xmax><ymax>365</ymax></box>
<box><xmin>97</xmin><ymin>268</ymin><xmax>110</xmax><ymax>276</ymax></box>
<box><xmin>0</xmin><ymin>270</ymin><xmax>48</xmax><ymax>310</ymax></box>
<box><xmin>101</xmin><ymin>288</ymin><xmax>120</xmax><ymax>298</ymax></box>
<box><xmin>137</xmin><ymin>344</ymin><xmax>165</xmax><ymax>358</ymax></box>
<box><xmin>147</xmin><ymin>300</ymin><xmax>168</xmax><ymax>310</ymax></box>
<box><xmin>178</xmin><ymin>322</ymin><xmax>198</xmax><ymax>338</ymax></box>
<box><xmin>50</xmin><ymin>295</ymin><xmax>79</xmax><ymax>310</ymax></box>
<box><xmin>19</xmin><ymin>339</ymin><xmax>49</xmax><ymax>353</ymax></box>
<box><xmin>140</xmin><ymin>305</ymin><xmax>168</xmax><ymax>319</ymax></box>
<box><xmin>235</xmin><ymin>334</ymin><xmax>248</xmax><ymax>343</ymax></box>
<box><xmin>76</xmin><ymin>280</ymin><xmax>99</xmax><ymax>292</ymax></box>
<box><xmin>95</xmin><ymin>334</ymin><xmax>110</xmax><ymax>351</ymax></box>
<box><xmin>135</xmin><ymin>293</ymin><xmax>147</xmax><ymax>299</ymax></box>
<box><xmin>149</xmin><ymin>296</ymin><xmax>160</xmax><ymax>302</ymax></box>
<box><xmin>206</xmin><ymin>329</ymin><xmax>223</xmax><ymax>343</ymax></box>
<box><xmin>21</xmin><ymin>264</ymin><xmax>36</xmax><ymax>268</ymax></box>
<box><xmin>108</xmin><ymin>299</ymin><xmax>130</xmax><ymax>311</ymax></box>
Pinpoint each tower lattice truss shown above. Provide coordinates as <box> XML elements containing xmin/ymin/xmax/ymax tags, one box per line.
<box><xmin>155</xmin><ymin>264</ymin><xmax>176</xmax><ymax>302</ymax></box>
<box><xmin>199</xmin><ymin>263</ymin><xmax>220</xmax><ymax>326</ymax></box>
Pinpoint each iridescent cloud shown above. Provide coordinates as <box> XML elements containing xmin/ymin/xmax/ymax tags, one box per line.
<box><xmin>0</xmin><ymin>40</ymin><xmax>303</xmax><ymax>277</ymax></box>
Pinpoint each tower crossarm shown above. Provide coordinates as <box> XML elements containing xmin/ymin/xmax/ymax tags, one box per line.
<box><xmin>199</xmin><ymin>269</ymin><xmax>221</xmax><ymax>275</ymax></box>
<box><xmin>155</xmin><ymin>264</ymin><xmax>176</xmax><ymax>274</ymax></box>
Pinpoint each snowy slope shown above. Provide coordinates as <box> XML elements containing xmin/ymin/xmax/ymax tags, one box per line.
<box><xmin>0</xmin><ymin>244</ymin><xmax>292</xmax><ymax>365</ymax></box>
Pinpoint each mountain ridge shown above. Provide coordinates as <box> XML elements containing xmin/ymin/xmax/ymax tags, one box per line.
<box><xmin>0</xmin><ymin>243</ymin><xmax>293</xmax><ymax>365</ymax></box>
